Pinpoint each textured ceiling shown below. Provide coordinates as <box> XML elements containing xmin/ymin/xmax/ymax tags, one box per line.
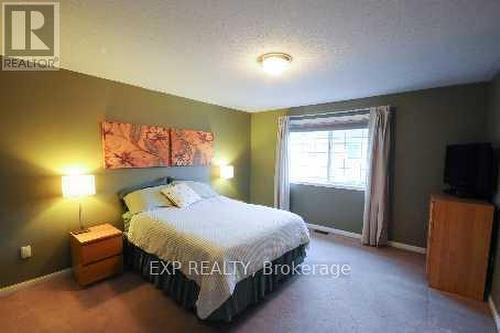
<box><xmin>8</xmin><ymin>0</ymin><xmax>500</xmax><ymax>111</ymax></box>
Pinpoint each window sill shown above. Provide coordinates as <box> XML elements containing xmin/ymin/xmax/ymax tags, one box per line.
<box><xmin>291</xmin><ymin>181</ymin><xmax>365</xmax><ymax>192</ymax></box>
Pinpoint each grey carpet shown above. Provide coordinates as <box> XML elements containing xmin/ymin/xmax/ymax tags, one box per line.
<box><xmin>0</xmin><ymin>233</ymin><xmax>496</xmax><ymax>332</ymax></box>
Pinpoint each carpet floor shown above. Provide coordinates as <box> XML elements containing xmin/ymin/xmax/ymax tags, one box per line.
<box><xmin>0</xmin><ymin>232</ymin><xmax>496</xmax><ymax>333</ymax></box>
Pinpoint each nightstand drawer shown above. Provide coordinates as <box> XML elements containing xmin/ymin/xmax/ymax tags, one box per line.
<box><xmin>70</xmin><ymin>224</ymin><xmax>123</xmax><ymax>286</ymax></box>
<box><xmin>75</xmin><ymin>255</ymin><xmax>122</xmax><ymax>286</ymax></box>
<box><xmin>80</xmin><ymin>235</ymin><xmax>122</xmax><ymax>265</ymax></box>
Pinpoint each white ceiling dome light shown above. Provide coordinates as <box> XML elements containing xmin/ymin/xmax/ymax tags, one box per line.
<box><xmin>258</xmin><ymin>53</ymin><xmax>293</xmax><ymax>76</ymax></box>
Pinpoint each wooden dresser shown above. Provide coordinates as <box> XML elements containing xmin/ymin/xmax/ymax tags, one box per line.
<box><xmin>70</xmin><ymin>224</ymin><xmax>123</xmax><ymax>286</ymax></box>
<box><xmin>426</xmin><ymin>194</ymin><xmax>494</xmax><ymax>300</ymax></box>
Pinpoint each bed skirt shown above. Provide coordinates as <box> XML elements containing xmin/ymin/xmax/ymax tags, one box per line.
<box><xmin>124</xmin><ymin>240</ymin><xmax>307</xmax><ymax>322</ymax></box>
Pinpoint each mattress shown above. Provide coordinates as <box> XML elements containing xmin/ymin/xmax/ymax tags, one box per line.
<box><xmin>126</xmin><ymin>196</ymin><xmax>310</xmax><ymax>319</ymax></box>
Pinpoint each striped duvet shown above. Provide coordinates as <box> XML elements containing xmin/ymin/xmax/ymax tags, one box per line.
<box><xmin>126</xmin><ymin>196</ymin><xmax>310</xmax><ymax>319</ymax></box>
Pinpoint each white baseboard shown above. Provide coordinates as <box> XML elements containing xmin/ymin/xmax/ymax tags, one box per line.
<box><xmin>0</xmin><ymin>225</ymin><xmax>427</xmax><ymax>296</ymax></box>
<box><xmin>489</xmin><ymin>296</ymin><xmax>500</xmax><ymax>332</ymax></box>
<box><xmin>307</xmin><ymin>223</ymin><xmax>426</xmax><ymax>254</ymax></box>
<box><xmin>306</xmin><ymin>223</ymin><xmax>362</xmax><ymax>240</ymax></box>
<box><xmin>388</xmin><ymin>241</ymin><xmax>426</xmax><ymax>254</ymax></box>
<box><xmin>0</xmin><ymin>268</ymin><xmax>72</xmax><ymax>297</ymax></box>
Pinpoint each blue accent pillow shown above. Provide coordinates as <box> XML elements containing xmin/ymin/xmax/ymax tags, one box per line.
<box><xmin>118</xmin><ymin>176</ymin><xmax>172</xmax><ymax>199</ymax></box>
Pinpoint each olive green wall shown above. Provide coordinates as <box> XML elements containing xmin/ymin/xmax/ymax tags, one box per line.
<box><xmin>487</xmin><ymin>72</ymin><xmax>500</xmax><ymax>315</ymax></box>
<box><xmin>290</xmin><ymin>184</ymin><xmax>364</xmax><ymax>233</ymax></box>
<box><xmin>250</xmin><ymin>109</ymin><xmax>285</xmax><ymax>206</ymax></box>
<box><xmin>250</xmin><ymin>83</ymin><xmax>489</xmax><ymax>247</ymax></box>
<box><xmin>0</xmin><ymin>65</ymin><xmax>494</xmax><ymax>289</ymax></box>
<box><xmin>0</xmin><ymin>68</ymin><xmax>250</xmax><ymax>288</ymax></box>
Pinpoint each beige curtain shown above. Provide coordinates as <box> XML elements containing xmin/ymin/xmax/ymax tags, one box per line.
<box><xmin>362</xmin><ymin>106</ymin><xmax>393</xmax><ymax>246</ymax></box>
<box><xmin>274</xmin><ymin>116</ymin><xmax>290</xmax><ymax>210</ymax></box>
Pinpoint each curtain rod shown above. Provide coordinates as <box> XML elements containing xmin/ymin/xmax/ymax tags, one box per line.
<box><xmin>288</xmin><ymin>107</ymin><xmax>371</xmax><ymax>119</ymax></box>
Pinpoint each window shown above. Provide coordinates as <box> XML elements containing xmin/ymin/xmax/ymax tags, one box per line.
<box><xmin>289</xmin><ymin>128</ymin><xmax>369</xmax><ymax>189</ymax></box>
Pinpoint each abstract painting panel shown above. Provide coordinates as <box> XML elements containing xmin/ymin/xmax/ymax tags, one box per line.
<box><xmin>171</xmin><ymin>129</ymin><xmax>215</xmax><ymax>166</ymax></box>
<box><xmin>101</xmin><ymin>121</ymin><xmax>170</xmax><ymax>169</ymax></box>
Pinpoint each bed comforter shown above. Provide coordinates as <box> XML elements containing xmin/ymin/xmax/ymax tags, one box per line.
<box><xmin>126</xmin><ymin>196</ymin><xmax>310</xmax><ymax>319</ymax></box>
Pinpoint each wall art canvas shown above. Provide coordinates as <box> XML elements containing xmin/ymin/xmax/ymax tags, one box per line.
<box><xmin>101</xmin><ymin>121</ymin><xmax>171</xmax><ymax>169</ymax></box>
<box><xmin>171</xmin><ymin>129</ymin><xmax>215</xmax><ymax>166</ymax></box>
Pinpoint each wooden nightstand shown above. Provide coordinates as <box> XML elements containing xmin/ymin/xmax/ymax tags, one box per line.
<box><xmin>70</xmin><ymin>223</ymin><xmax>123</xmax><ymax>286</ymax></box>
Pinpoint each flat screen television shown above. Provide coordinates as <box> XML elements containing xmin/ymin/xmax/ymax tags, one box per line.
<box><xmin>444</xmin><ymin>143</ymin><xmax>496</xmax><ymax>200</ymax></box>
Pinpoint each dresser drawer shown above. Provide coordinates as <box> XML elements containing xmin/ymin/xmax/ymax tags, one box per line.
<box><xmin>80</xmin><ymin>235</ymin><xmax>122</xmax><ymax>265</ymax></box>
<box><xmin>74</xmin><ymin>255</ymin><xmax>122</xmax><ymax>286</ymax></box>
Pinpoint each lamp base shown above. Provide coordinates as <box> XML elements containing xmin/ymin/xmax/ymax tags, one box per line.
<box><xmin>72</xmin><ymin>228</ymin><xmax>91</xmax><ymax>235</ymax></box>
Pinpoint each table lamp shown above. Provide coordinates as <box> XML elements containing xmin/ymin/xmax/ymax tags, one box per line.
<box><xmin>220</xmin><ymin>165</ymin><xmax>234</xmax><ymax>179</ymax></box>
<box><xmin>62</xmin><ymin>174</ymin><xmax>96</xmax><ymax>234</ymax></box>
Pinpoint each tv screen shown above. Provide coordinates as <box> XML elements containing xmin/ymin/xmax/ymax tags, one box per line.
<box><xmin>444</xmin><ymin>143</ymin><xmax>496</xmax><ymax>199</ymax></box>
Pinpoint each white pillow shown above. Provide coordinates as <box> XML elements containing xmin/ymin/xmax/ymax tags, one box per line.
<box><xmin>123</xmin><ymin>185</ymin><xmax>173</xmax><ymax>214</ymax></box>
<box><xmin>172</xmin><ymin>180</ymin><xmax>218</xmax><ymax>198</ymax></box>
<box><xmin>161</xmin><ymin>183</ymin><xmax>202</xmax><ymax>208</ymax></box>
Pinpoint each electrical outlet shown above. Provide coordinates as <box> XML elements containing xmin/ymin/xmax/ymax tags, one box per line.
<box><xmin>20</xmin><ymin>245</ymin><xmax>32</xmax><ymax>259</ymax></box>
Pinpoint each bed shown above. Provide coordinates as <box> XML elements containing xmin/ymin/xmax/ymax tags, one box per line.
<box><xmin>122</xmin><ymin>180</ymin><xmax>310</xmax><ymax>321</ymax></box>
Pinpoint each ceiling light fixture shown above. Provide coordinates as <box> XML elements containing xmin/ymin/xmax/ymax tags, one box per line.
<box><xmin>258</xmin><ymin>52</ymin><xmax>292</xmax><ymax>76</ymax></box>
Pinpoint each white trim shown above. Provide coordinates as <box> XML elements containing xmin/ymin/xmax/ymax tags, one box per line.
<box><xmin>288</xmin><ymin>107</ymin><xmax>371</xmax><ymax>119</ymax></box>
<box><xmin>306</xmin><ymin>223</ymin><xmax>426</xmax><ymax>254</ymax></box>
<box><xmin>307</xmin><ymin>223</ymin><xmax>362</xmax><ymax>239</ymax></box>
<box><xmin>292</xmin><ymin>181</ymin><xmax>365</xmax><ymax>192</ymax></box>
<box><xmin>0</xmin><ymin>268</ymin><xmax>71</xmax><ymax>297</ymax></box>
<box><xmin>0</xmin><ymin>226</ymin><xmax>429</xmax><ymax>297</ymax></box>
<box><xmin>388</xmin><ymin>241</ymin><xmax>426</xmax><ymax>254</ymax></box>
<box><xmin>489</xmin><ymin>296</ymin><xmax>500</xmax><ymax>332</ymax></box>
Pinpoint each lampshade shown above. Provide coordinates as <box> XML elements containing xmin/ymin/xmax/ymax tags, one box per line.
<box><xmin>62</xmin><ymin>174</ymin><xmax>96</xmax><ymax>198</ymax></box>
<box><xmin>220</xmin><ymin>165</ymin><xmax>234</xmax><ymax>180</ymax></box>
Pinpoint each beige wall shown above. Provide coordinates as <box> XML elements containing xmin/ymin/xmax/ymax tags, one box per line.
<box><xmin>250</xmin><ymin>83</ymin><xmax>489</xmax><ymax>247</ymax></box>
<box><xmin>0</xmin><ymin>68</ymin><xmax>251</xmax><ymax>287</ymax></box>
